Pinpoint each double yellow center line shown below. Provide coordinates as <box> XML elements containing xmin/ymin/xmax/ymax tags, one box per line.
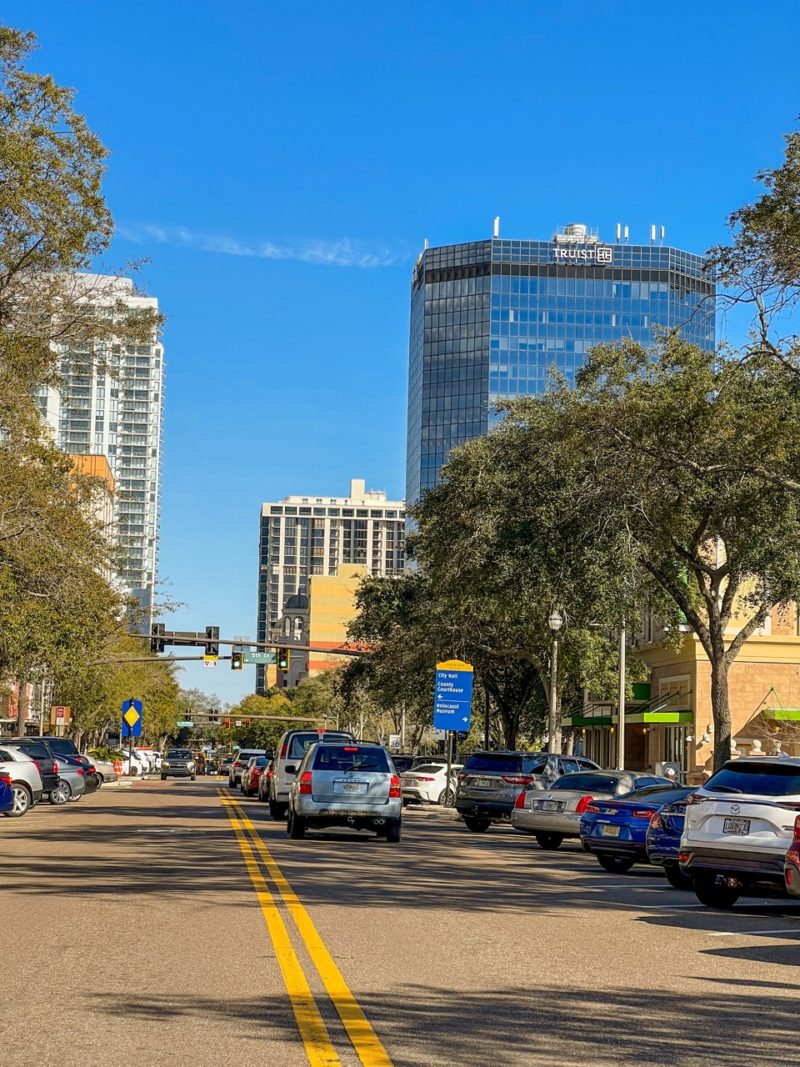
<box><xmin>219</xmin><ymin>791</ymin><xmax>393</xmax><ymax>1067</ymax></box>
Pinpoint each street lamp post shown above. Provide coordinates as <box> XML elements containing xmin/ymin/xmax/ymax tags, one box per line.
<box><xmin>617</xmin><ymin>620</ymin><xmax>626</xmax><ymax>771</ymax></box>
<box><xmin>548</xmin><ymin>610</ymin><xmax>563</xmax><ymax>754</ymax></box>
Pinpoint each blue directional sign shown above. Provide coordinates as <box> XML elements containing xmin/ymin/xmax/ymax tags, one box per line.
<box><xmin>121</xmin><ymin>698</ymin><xmax>143</xmax><ymax>738</ymax></box>
<box><xmin>433</xmin><ymin>660</ymin><xmax>474</xmax><ymax>731</ymax></box>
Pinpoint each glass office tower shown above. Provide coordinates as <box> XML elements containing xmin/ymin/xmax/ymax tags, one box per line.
<box><xmin>406</xmin><ymin>224</ymin><xmax>716</xmax><ymax>505</ymax></box>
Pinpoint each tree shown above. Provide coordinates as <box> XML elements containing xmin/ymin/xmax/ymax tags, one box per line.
<box><xmin>507</xmin><ymin>334</ymin><xmax>800</xmax><ymax>769</ymax></box>
<box><xmin>220</xmin><ymin>691</ymin><xmax>293</xmax><ymax>750</ymax></box>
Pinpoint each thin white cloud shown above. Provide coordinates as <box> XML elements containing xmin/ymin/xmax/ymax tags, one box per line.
<box><xmin>116</xmin><ymin>222</ymin><xmax>406</xmax><ymax>268</ymax></box>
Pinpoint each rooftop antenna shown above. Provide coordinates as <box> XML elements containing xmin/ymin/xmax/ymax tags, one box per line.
<box><xmin>615</xmin><ymin>223</ymin><xmax>621</xmax><ymax>243</ymax></box>
<box><xmin>660</xmin><ymin>225</ymin><xmax>666</xmax><ymax>245</ymax></box>
<box><xmin>650</xmin><ymin>224</ymin><xmax>656</xmax><ymax>245</ymax></box>
<box><xmin>493</xmin><ymin>216</ymin><xmax>500</xmax><ymax>239</ymax></box>
<box><xmin>623</xmin><ymin>225</ymin><xmax>629</xmax><ymax>244</ymax></box>
<box><xmin>423</xmin><ymin>237</ymin><xmax>429</xmax><ymax>250</ymax></box>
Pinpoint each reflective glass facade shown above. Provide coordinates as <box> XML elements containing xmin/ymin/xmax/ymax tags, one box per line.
<box><xmin>406</xmin><ymin>234</ymin><xmax>716</xmax><ymax>504</ymax></box>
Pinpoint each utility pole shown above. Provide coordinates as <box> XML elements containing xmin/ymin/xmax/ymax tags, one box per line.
<box><xmin>617</xmin><ymin>620</ymin><xmax>626</xmax><ymax>770</ymax></box>
<box><xmin>547</xmin><ymin>610</ymin><xmax>564</xmax><ymax>754</ymax></box>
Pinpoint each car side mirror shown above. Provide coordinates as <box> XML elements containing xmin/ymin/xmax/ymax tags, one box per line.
<box><xmin>285</xmin><ymin>765</ymin><xmax>297</xmax><ymax>775</ymax></box>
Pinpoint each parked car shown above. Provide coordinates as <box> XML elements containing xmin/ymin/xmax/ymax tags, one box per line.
<box><xmin>0</xmin><ymin>739</ymin><xmax>60</xmax><ymax>800</ymax></box>
<box><xmin>269</xmin><ymin>729</ymin><xmax>353</xmax><ymax>820</ymax></box>
<box><xmin>25</xmin><ymin>735</ymin><xmax>80</xmax><ymax>761</ymax></box>
<box><xmin>241</xmin><ymin>756</ymin><xmax>269</xmax><ymax>796</ymax></box>
<box><xmin>456</xmin><ymin>751</ymin><xmax>601</xmax><ymax>832</ymax></box>
<box><xmin>646</xmin><ymin>796</ymin><xmax>693</xmax><ymax>888</ymax></box>
<box><xmin>512</xmin><ymin>770</ymin><xmax>671</xmax><ymax>849</ymax></box>
<box><xmin>287</xmin><ymin>740</ymin><xmax>402</xmax><ymax>841</ymax></box>
<box><xmin>680</xmin><ymin>756</ymin><xmax>800</xmax><ymax>908</ymax></box>
<box><xmin>228</xmin><ymin>749</ymin><xmax>265</xmax><ymax>789</ymax></box>
<box><xmin>401</xmin><ymin>763</ymin><xmax>463</xmax><ymax>806</ymax></box>
<box><xmin>49</xmin><ymin>753</ymin><xmax>87</xmax><ymax>804</ymax></box>
<box><xmin>219</xmin><ymin>757</ymin><xmax>234</xmax><ymax>779</ymax></box>
<box><xmin>580</xmin><ymin>785</ymin><xmax>694</xmax><ymax>873</ymax></box>
<box><xmin>784</xmin><ymin>814</ymin><xmax>800</xmax><ymax>898</ymax></box>
<box><xmin>121</xmin><ymin>750</ymin><xmax>148</xmax><ymax>776</ymax></box>
<box><xmin>161</xmin><ymin>749</ymin><xmax>197</xmax><ymax>780</ymax></box>
<box><xmin>0</xmin><ymin>776</ymin><xmax>13</xmax><ymax>816</ymax></box>
<box><xmin>87</xmin><ymin>756</ymin><xmax>118</xmax><ymax>785</ymax></box>
<box><xmin>0</xmin><ymin>745</ymin><xmax>44</xmax><ymax>816</ymax></box>
<box><xmin>389</xmin><ymin>754</ymin><xmax>416</xmax><ymax>774</ymax></box>
<box><xmin>258</xmin><ymin>760</ymin><xmax>275</xmax><ymax>802</ymax></box>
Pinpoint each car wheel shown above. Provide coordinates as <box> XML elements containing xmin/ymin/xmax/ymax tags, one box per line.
<box><xmin>596</xmin><ymin>853</ymin><xmax>635</xmax><ymax>874</ymax></box>
<box><xmin>5</xmin><ymin>783</ymin><xmax>32</xmax><ymax>818</ymax></box>
<box><xmin>161</xmin><ymin>774</ymin><xmax>167</xmax><ymax>781</ymax></box>
<box><xmin>463</xmin><ymin>816</ymin><xmax>491</xmax><ymax>833</ymax></box>
<box><xmin>664</xmin><ymin>863</ymin><xmax>693</xmax><ymax>890</ymax></box>
<box><xmin>438</xmin><ymin>788</ymin><xmax>456</xmax><ymax>807</ymax></box>
<box><xmin>692</xmin><ymin>873</ymin><xmax>741</xmax><ymax>909</ymax></box>
<box><xmin>535</xmin><ymin>833</ymin><xmax>564</xmax><ymax>850</ymax></box>
<box><xmin>384</xmin><ymin>818</ymin><xmax>402</xmax><ymax>843</ymax></box>
<box><xmin>287</xmin><ymin>810</ymin><xmax>306</xmax><ymax>839</ymax></box>
<box><xmin>49</xmin><ymin>781</ymin><xmax>71</xmax><ymax>805</ymax></box>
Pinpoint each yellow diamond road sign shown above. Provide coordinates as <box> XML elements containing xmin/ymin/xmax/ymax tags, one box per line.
<box><xmin>124</xmin><ymin>707</ymin><xmax>140</xmax><ymax>728</ymax></box>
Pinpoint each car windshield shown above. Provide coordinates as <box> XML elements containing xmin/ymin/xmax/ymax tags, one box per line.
<box><xmin>464</xmin><ymin>753</ymin><xmax>523</xmax><ymax>774</ymax></box>
<box><xmin>707</xmin><ymin>761</ymin><xmax>800</xmax><ymax>797</ymax></box>
<box><xmin>616</xmin><ymin>786</ymin><xmax>693</xmax><ymax>805</ymax></box>
<box><xmin>288</xmin><ymin>732</ymin><xmax>350</xmax><ymax>759</ymax></box>
<box><xmin>312</xmin><ymin>745</ymin><xmax>391</xmax><ymax>772</ymax></box>
<box><xmin>551</xmin><ymin>773</ymin><xmax>622</xmax><ymax>793</ymax></box>
<box><xmin>166</xmin><ymin>750</ymin><xmax>191</xmax><ymax>759</ymax></box>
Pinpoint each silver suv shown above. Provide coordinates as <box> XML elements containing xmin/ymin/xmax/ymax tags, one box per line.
<box><xmin>0</xmin><ymin>745</ymin><xmax>44</xmax><ymax>817</ymax></box>
<box><xmin>681</xmin><ymin>756</ymin><xmax>800</xmax><ymax>907</ymax></box>
<box><xmin>456</xmin><ymin>751</ymin><xmax>600</xmax><ymax>832</ymax></box>
<box><xmin>287</xmin><ymin>741</ymin><xmax>402</xmax><ymax>842</ymax></box>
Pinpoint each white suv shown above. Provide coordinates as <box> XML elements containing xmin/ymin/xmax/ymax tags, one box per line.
<box><xmin>268</xmin><ymin>728</ymin><xmax>352</xmax><ymax>820</ymax></box>
<box><xmin>680</xmin><ymin>756</ymin><xmax>800</xmax><ymax>908</ymax></box>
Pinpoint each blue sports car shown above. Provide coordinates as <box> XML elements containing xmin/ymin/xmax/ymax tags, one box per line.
<box><xmin>580</xmin><ymin>785</ymin><xmax>694</xmax><ymax>873</ymax></box>
<box><xmin>646</xmin><ymin>795</ymin><xmax>694</xmax><ymax>889</ymax></box>
<box><xmin>0</xmin><ymin>775</ymin><xmax>13</xmax><ymax>815</ymax></box>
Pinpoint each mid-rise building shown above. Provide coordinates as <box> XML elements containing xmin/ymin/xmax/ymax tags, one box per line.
<box><xmin>406</xmin><ymin>223</ymin><xmax>716</xmax><ymax>504</ymax></box>
<box><xmin>39</xmin><ymin>275</ymin><xmax>164</xmax><ymax>618</ymax></box>
<box><xmin>256</xmin><ymin>479</ymin><xmax>405</xmax><ymax>692</ymax></box>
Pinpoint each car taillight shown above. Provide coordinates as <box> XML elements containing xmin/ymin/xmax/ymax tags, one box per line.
<box><xmin>787</xmin><ymin>848</ymin><xmax>800</xmax><ymax>865</ymax></box>
<box><xmin>0</xmin><ymin>774</ymin><xmax>11</xmax><ymax>786</ymax></box>
<box><xmin>389</xmin><ymin>774</ymin><xmax>401</xmax><ymax>798</ymax></box>
<box><xmin>415</xmin><ymin>776</ymin><xmax>436</xmax><ymax>782</ymax></box>
<box><xmin>678</xmin><ymin>851</ymin><xmax>689</xmax><ymax>863</ymax></box>
<box><xmin>514</xmin><ymin>789</ymin><xmax>527</xmax><ymax>810</ymax></box>
<box><xmin>794</xmin><ymin>814</ymin><xmax>800</xmax><ymax>835</ymax></box>
<box><xmin>502</xmin><ymin>775</ymin><xmax>534</xmax><ymax>785</ymax></box>
<box><xmin>280</xmin><ymin>742</ymin><xmax>288</xmax><ymax>759</ymax></box>
<box><xmin>76</xmin><ymin>767</ymin><xmax>85</xmax><ymax>776</ymax></box>
<box><xmin>52</xmin><ymin>759</ymin><xmax>59</xmax><ymax>774</ymax></box>
<box><xmin>457</xmin><ymin>772</ymin><xmax>467</xmax><ymax>781</ymax></box>
<box><xmin>632</xmin><ymin>809</ymin><xmax>654</xmax><ymax>819</ymax></box>
<box><xmin>299</xmin><ymin>771</ymin><xmax>313</xmax><ymax>795</ymax></box>
<box><xmin>685</xmin><ymin>792</ymin><xmax>707</xmax><ymax>805</ymax></box>
<box><xmin>649</xmin><ymin>812</ymin><xmax>663</xmax><ymax>830</ymax></box>
<box><xmin>585</xmin><ymin>803</ymin><xmax>601</xmax><ymax>813</ymax></box>
<box><xmin>575</xmin><ymin>795</ymin><xmax>593</xmax><ymax>814</ymax></box>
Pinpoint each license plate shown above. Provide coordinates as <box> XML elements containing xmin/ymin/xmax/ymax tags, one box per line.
<box><xmin>539</xmin><ymin>801</ymin><xmax>563</xmax><ymax>812</ymax></box>
<box><xmin>723</xmin><ymin>817</ymin><xmax>750</xmax><ymax>835</ymax></box>
<box><xmin>473</xmin><ymin>778</ymin><xmax>494</xmax><ymax>789</ymax></box>
<box><xmin>600</xmin><ymin>824</ymin><xmax>621</xmax><ymax>837</ymax></box>
<box><xmin>334</xmin><ymin>780</ymin><xmax>367</xmax><ymax>795</ymax></box>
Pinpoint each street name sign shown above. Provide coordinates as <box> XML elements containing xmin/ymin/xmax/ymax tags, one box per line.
<box><xmin>433</xmin><ymin>659</ymin><xmax>474</xmax><ymax>732</ymax></box>
<box><xmin>243</xmin><ymin>651</ymin><xmax>277</xmax><ymax>665</ymax></box>
<box><xmin>176</xmin><ymin>720</ymin><xmax>194</xmax><ymax>728</ymax></box>
<box><xmin>121</xmin><ymin>698</ymin><xmax>143</xmax><ymax>738</ymax></box>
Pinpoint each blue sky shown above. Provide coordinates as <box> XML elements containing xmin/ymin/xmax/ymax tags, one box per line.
<box><xmin>10</xmin><ymin>1</ymin><xmax>799</xmax><ymax>704</ymax></box>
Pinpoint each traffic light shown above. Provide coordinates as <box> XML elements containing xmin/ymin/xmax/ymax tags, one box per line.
<box><xmin>223</xmin><ymin>717</ymin><xmax>231</xmax><ymax>727</ymax></box>
<box><xmin>205</xmin><ymin>625</ymin><xmax>220</xmax><ymax>658</ymax></box>
<box><xmin>277</xmin><ymin>648</ymin><xmax>290</xmax><ymax>670</ymax></box>
<box><xmin>150</xmin><ymin>622</ymin><xmax>165</xmax><ymax>654</ymax></box>
<box><xmin>244</xmin><ymin>717</ymin><xmax>252</xmax><ymax>726</ymax></box>
<box><xmin>231</xmin><ymin>649</ymin><xmax>244</xmax><ymax>671</ymax></box>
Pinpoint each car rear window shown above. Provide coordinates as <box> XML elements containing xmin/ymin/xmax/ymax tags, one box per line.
<box><xmin>7</xmin><ymin>741</ymin><xmax>50</xmax><ymax>760</ymax></box>
<box><xmin>552</xmin><ymin>773</ymin><xmax>621</xmax><ymax>793</ymax></box>
<box><xmin>40</xmin><ymin>738</ymin><xmax>79</xmax><ymax>756</ymax></box>
<box><xmin>312</xmin><ymin>746</ymin><xmax>391</xmax><ymax>772</ymax></box>
<box><xmin>410</xmin><ymin>765</ymin><xmax>445</xmax><ymax>774</ymax></box>
<box><xmin>707</xmin><ymin>761</ymin><xmax>800</xmax><ymax>797</ymax></box>
<box><xmin>464</xmin><ymin>753</ymin><xmax>523</xmax><ymax>774</ymax></box>
<box><xmin>617</xmin><ymin>786</ymin><xmax>693</xmax><ymax>805</ymax></box>
<box><xmin>288</xmin><ymin>732</ymin><xmax>350</xmax><ymax>759</ymax></box>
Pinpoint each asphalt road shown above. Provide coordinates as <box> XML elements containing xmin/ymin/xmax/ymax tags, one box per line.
<box><xmin>2</xmin><ymin>778</ymin><xmax>799</xmax><ymax>1067</ymax></box>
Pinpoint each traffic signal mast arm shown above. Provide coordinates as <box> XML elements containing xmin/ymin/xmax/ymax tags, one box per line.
<box><xmin>143</xmin><ymin>626</ymin><xmax>367</xmax><ymax>658</ymax></box>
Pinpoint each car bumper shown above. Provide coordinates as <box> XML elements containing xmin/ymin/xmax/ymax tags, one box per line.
<box><xmin>456</xmin><ymin>800</ymin><xmax>514</xmax><ymax>820</ymax></box>
<box><xmin>295</xmin><ymin>797</ymin><xmax>402</xmax><ymax>819</ymax></box>
<box><xmin>512</xmin><ymin>810</ymin><xmax>582</xmax><ymax>836</ymax></box>
<box><xmin>582</xmin><ymin>835</ymin><xmax>648</xmax><ymax>860</ymax></box>
<box><xmin>402</xmin><ymin>788</ymin><xmax>434</xmax><ymax>803</ymax></box>
<box><xmin>163</xmin><ymin>768</ymin><xmax>195</xmax><ymax>777</ymax></box>
<box><xmin>680</xmin><ymin>846</ymin><xmax>786</xmax><ymax>886</ymax></box>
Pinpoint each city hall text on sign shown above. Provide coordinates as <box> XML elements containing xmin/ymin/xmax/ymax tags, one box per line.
<box><xmin>552</xmin><ymin>245</ymin><xmax>613</xmax><ymax>263</ymax></box>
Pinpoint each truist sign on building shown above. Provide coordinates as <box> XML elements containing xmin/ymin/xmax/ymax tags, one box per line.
<box><xmin>552</xmin><ymin>244</ymin><xmax>613</xmax><ymax>264</ymax></box>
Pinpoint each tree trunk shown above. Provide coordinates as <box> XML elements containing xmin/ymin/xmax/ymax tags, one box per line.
<box><xmin>710</xmin><ymin>657</ymin><xmax>732</xmax><ymax>771</ymax></box>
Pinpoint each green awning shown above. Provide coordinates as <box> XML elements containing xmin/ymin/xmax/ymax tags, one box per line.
<box><xmin>763</xmin><ymin>708</ymin><xmax>800</xmax><ymax>721</ymax></box>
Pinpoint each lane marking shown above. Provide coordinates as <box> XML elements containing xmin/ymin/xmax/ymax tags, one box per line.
<box><xmin>230</xmin><ymin>799</ymin><xmax>394</xmax><ymax>1067</ymax></box>
<box><xmin>707</xmin><ymin>928</ymin><xmax>800</xmax><ymax>938</ymax></box>
<box><xmin>218</xmin><ymin>793</ymin><xmax>342</xmax><ymax>1067</ymax></box>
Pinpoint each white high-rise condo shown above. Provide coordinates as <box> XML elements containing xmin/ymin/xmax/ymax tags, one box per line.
<box><xmin>38</xmin><ymin>274</ymin><xmax>164</xmax><ymax>619</ymax></box>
